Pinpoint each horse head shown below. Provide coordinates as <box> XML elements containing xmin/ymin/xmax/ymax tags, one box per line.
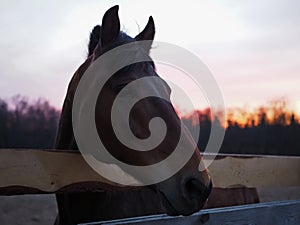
<box><xmin>74</xmin><ymin>5</ymin><xmax>212</xmax><ymax>217</ymax></box>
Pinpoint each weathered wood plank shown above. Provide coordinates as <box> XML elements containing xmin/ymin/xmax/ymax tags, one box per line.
<box><xmin>0</xmin><ymin>149</ymin><xmax>139</xmax><ymax>195</ymax></box>
<box><xmin>87</xmin><ymin>200</ymin><xmax>300</xmax><ymax>225</ymax></box>
<box><xmin>257</xmin><ymin>186</ymin><xmax>300</xmax><ymax>202</ymax></box>
<box><xmin>206</xmin><ymin>154</ymin><xmax>300</xmax><ymax>188</ymax></box>
<box><xmin>0</xmin><ymin>149</ymin><xmax>299</xmax><ymax>195</ymax></box>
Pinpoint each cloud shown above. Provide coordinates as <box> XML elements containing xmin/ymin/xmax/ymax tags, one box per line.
<box><xmin>0</xmin><ymin>0</ymin><xmax>299</xmax><ymax>111</ymax></box>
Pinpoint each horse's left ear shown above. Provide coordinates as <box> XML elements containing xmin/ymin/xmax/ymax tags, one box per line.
<box><xmin>135</xmin><ymin>16</ymin><xmax>155</xmax><ymax>42</ymax></box>
<box><xmin>101</xmin><ymin>5</ymin><xmax>120</xmax><ymax>46</ymax></box>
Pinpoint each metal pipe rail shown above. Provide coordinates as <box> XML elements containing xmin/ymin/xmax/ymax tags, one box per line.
<box><xmin>83</xmin><ymin>200</ymin><xmax>300</xmax><ymax>225</ymax></box>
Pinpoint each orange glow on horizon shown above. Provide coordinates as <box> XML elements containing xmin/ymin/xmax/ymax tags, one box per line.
<box><xmin>178</xmin><ymin>100</ymin><xmax>300</xmax><ymax>129</ymax></box>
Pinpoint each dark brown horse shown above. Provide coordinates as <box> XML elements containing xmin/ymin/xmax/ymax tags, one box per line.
<box><xmin>55</xmin><ymin>5</ymin><xmax>212</xmax><ymax>225</ymax></box>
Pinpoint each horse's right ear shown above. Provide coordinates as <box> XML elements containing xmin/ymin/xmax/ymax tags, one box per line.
<box><xmin>135</xmin><ymin>16</ymin><xmax>155</xmax><ymax>41</ymax></box>
<box><xmin>135</xmin><ymin>16</ymin><xmax>155</xmax><ymax>52</ymax></box>
<box><xmin>101</xmin><ymin>5</ymin><xmax>120</xmax><ymax>46</ymax></box>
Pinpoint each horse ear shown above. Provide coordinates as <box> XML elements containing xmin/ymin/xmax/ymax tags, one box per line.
<box><xmin>135</xmin><ymin>16</ymin><xmax>155</xmax><ymax>41</ymax></box>
<box><xmin>101</xmin><ymin>5</ymin><xmax>120</xmax><ymax>46</ymax></box>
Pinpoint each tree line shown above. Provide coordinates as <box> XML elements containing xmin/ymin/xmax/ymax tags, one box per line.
<box><xmin>0</xmin><ymin>96</ymin><xmax>299</xmax><ymax>156</ymax></box>
<box><xmin>182</xmin><ymin>99</ymin><xmax>300</xmax><ymax>156</ymax></box>
<box><xmin>0</xmin><ymin>96</ymin><xmax>59</xmax><ymax>148</ymax></box>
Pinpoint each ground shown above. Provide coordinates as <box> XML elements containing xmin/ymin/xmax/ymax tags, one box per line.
<box><xmin>0</xmin><ymin>194</ymin><xmax>57</xmax><ymax>225</ymax></box>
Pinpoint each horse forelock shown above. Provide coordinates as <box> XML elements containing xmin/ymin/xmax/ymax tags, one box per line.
<box><xmin>88</xmin><ymin>26</ymin><xmax>135</xmax><ymax>58</ymax></box>
<box><xmin>87</xmin><ymin>26</ymin><xmax>156</xmax><ymax>80</ymax></box>
<box><xmin>88</xmin><ymin>25</ymin><xmax>101</xmax><ymax>57</ymax></box>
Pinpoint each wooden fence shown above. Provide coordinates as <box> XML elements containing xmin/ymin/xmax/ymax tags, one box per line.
<box><xmin>0</xmin><ymin>149</ymin><xmax>300</xmax><ymax>224</ymax></box>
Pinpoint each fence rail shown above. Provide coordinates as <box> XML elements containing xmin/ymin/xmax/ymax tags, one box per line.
<box><xmin>1</xmin><ymin>149</ymin><xmax>300</xmax><ymax>224</ymax></box>
<box><xmin>0</xmin><ymin>149</ymin><xmax>299</xmax><ymax>195</ymax></box>
<box><xmin>84</xmin><ymin>200</ymin><xmax>300</xmax><ymax>225</ymax></box>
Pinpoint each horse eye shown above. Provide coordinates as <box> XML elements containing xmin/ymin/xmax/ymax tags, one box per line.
<box><xmin>114</xmin><ymin>84</ymin><xmax>127</xmax><ymax>93</ymax></box>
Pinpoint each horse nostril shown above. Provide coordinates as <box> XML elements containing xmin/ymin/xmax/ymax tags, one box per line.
<box><xmin>184</xmin><ymin>178</ymin><xmax>212</xmax><ymax>202</ymax></box>
<box><xmin>204</xmin><ymin>179</ymin><xmax>213</xmax><ymax>201</ymax></box>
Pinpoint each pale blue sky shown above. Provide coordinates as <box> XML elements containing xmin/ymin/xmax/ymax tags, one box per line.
<box><xmin>1</xmin><ymin>0</ymin><xmax>300</xmax><ymax>113</ymax></box>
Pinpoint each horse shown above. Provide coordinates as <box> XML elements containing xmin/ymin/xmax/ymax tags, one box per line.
<box><xmin>54</xmin><ymin>5</ymin><xmax>212</xmax><ymax>225</ymax></box>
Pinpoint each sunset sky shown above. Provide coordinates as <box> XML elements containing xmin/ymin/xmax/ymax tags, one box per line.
<box><xmin>1</xmin><ymin>0</ymin><xmax>300</xmax><ymax>114</ymax></box>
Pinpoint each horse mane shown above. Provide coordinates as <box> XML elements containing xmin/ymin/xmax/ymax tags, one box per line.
<box><xmin>88</xmin><ymin>25</ymin><xmax>101</xmax><ymax>57</ymax></box>
<box><xmin>88</xmin><ymin>25</ymin><xmax>135</xmax><ymax>58</ymax></box>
